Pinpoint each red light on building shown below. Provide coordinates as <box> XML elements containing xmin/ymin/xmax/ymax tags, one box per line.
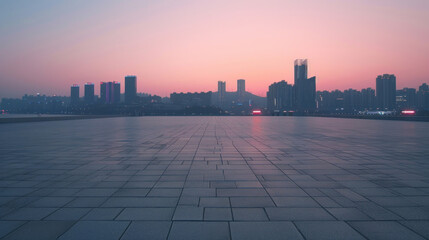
<box><xmin>252</xmin><ymin>110</ymin><xmax>262</xmax><ymax>115</ymax></box>
<box><xmin>401</xmin><ymin>110</ymin><xmax>416</xmax><ymax>115</ymax></box>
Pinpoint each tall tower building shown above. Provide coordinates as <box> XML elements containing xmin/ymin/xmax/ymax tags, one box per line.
<box><xmin>100</xmin><ymin>82</ymin><xmax>107</xmax><ymax>103</ymax></box>
<box><xmin>293</xmin><ymin>59</ymin><xmax>316</xmax><ymax>111</ymax></box>
<box><xmin>267</xmin><ymin>80</ymin><xmax>293</xmax><ymax>113</ymax></box>
<box><xmin>218</xmin><ymin>81</ymin><xmax>226</xmax><ymax>106</ymax></box>
<box><xmin>125</xmin><ymin>75</ymin><xmax>137</xmax><ymax>103</ymax></box>
<box><xmin>294</xmin><ymin>59</ymin><xmax>307</xmax><ymax>110</ymax></box>
<box><xmin>70</xmin><ymin>84</ymin><xmax>79</xmax><ymax>105</ymax></box>
<box><xmin>361</xmin><ymin>88</ymin><xmax>376</xmax><ymax>110</ymax></box>
<box><xmin>84</xmin><ymin>83</ymin><xmax>94</xmax><ymax>103</ymax></box>
<box><xmin>100</xmin><ymin>82</ymin><xmax>118</xmax><ymax>104</ymax></box>
<box><xmin>237</xmin><ymin>79</ymin><xmax>245</xmax><ymax>101</ymax></box>
<box><xmin>376</xmin><ymin>74</ymin><xmax>396</xmax><ymax>110</ymax></box>
<box><xmin>114</xmin><ymin>82</ymin><xmax>121</xmax><ymax>103</ymax></box>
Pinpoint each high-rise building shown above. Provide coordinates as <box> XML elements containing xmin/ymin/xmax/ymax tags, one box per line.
<box><xmin>396</xmin><ymin>88</ymin><xmax>416</xmax><ymax>109</ymax></box>
<box><xmin>417</xmin><ymin>83</ymin><xmax>429</xmax><ymax>110</ymax></box>
<box><xmin>361</xmin><ymin>88</ymin><xmax>376</xmax><ymax>110</ymax></box>
<box><xmin>237</xmin><ymin>79</ymin><xmax>245</xmax><ymax>101</ymax></box>
<box><xmin>293</xmin><ymin>59</ymin><xmax>316</xmax><ymax>111</ymax></box>
<box><xmin>125</xmin><ymin>75</ymin><xmax>137</xmax><ymax>103</ymax></box>
<box><xmin>170</xmin><ymin>92</ymin><xmax>212</xmax><ymax>106</ymax></box>
<box><xmin>218</xmin><ymin>81</ymin><xmax>226</xmax><ymax>106</ymax></box>
<box><xmin>304</xmin><ymin>76</ymin><xmax>316</xmax><ymax>111</ymax></box>
<box><xmin>84</xmin><ymin>83</ymin><xmax>94</xmax><ymax>103</ymax></box>
<box><xmin>70</xmin><ymin>84</ymin><xmax>79</xmax><ymax>105</ymax></box>
<box><xmin>376</xmin><ymin>74</ymin><xmax>396</xmax><ymax>110</ymax></box>
<box><xmin>343</xmin><ymin>89</ymin><xmax>361</xmax><ymax>113</ymax></box>
<box><xmin>100</xmin><ymin>82</ymin><xmax>119</xmax><ymax>104</ymax></box>
<box><xmin>114</xmin><ymin>82</ymin><xmax>121</xmax><ymax>103</ymax></box>
<box><xmin>267</xmin><ymin>80</ymin><xmax>293</xmax><ymax>113</ymax></box>
<box><xmin>100</xmin><ymin>82</ymin><xmax>107</xmax><ymax>103</ymax></box>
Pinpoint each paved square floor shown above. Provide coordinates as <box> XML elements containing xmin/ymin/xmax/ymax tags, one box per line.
<box><xmin>1</xmin><ymin>116</ymin><xmax>429</xmax><ymax>239</ymax></box>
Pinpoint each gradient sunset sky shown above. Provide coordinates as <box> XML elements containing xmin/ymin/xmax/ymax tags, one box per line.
<box><xmin>1</xmin><ymin>0</ymin><xmax>428</xmax><ymax>98</ymax></box>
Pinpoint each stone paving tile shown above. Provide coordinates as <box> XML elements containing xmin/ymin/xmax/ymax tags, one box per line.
<box><xmin>172</xmin><ymin>206</ymin><xmax>203</xmax><ymax>220</ymax></box>
<box><xmin>2</xmin><ymin>221</ymin><xmax>75</xmax><ymax>240</ymax></box>
<box><xmin>169</xmin><ymin>221</ymin><xmax>230</xmax><ymax>240</ymax></box>
<box><xmin>1</xmin><ymin>117</ymin><xmax>429</xmax><ymax>239</ymax></box>
<box><xmin>232</xmin><ymin>208</ymin><xmax>268</xmax><ymax>221</ymax></box>
<box><xmin>116</xmin><ymin>208</ymin><xmax>174</xmax><ymax>220</ymax></box>
<box><xmin>389</xmin><ymin>207</ymin><xmax>429</xmax><ymax>220</ymax></box>
<box><xmin>230</xmin><ymin>222</ymin><xmax>303</xmax><ymax>240</ymax></box>
<box><xmin>45</xmin><ymin>208</ymin><xmax>91</xmax><ymax>220</ymax></box>
<box><xmin>272</xmin><ymin>196</ymin><xmax>319</xmax><ymax>207</ymax></box>
<box><xmin>199</xmin><ymin>197</ymin><xmax>230</xmax><ymax>207</ymax></box>
<box><xmin>204</xmin><ymin>207</ymin><xmax>232</xmax><ymax>221</ymax></box>
<box><xmin>57</xmin><ymin>221</ymin><xmax>130</xmax><ymax>240</ymax></box>
<box><xmin>82</xmin><ymin>208</ymin><xmax>123</xmax><ymax>220</ymax></box>
<box><xmin>0</xmin><ymin>221</ymin><xmax>25</xmax><ymax>238</ymax></box>
<box><xmin>294</xmin><ymin>221</ymin><xmax>365</xmax><ymax>240</ymax></box>
<box><xmin>400</xmin><ymin>221</ymin><xmax>429</xmax><ymax>239</ymax></box>
<box><xmin>121</xmin><ymin>221</ymin><xmax>172</xmax><ymax>240</ymax></box>
<box><xmin>326</xmin><ymin>208</ymin><xmax>372</xmax><ymax>220</ymax></box>
<box><xmin>265</xmin><ymin>207</ymin><xmax>335</xmax><ymax>221</ymax></box>
<box><xmin>2</xmin><ymin>207</ymin><xmax>58</xmax><ymax>220</ymax></box>
<box><xmin>349</xmin><ymin>221</ymin><xmax>425</xmax><ymax>240</ymax></box>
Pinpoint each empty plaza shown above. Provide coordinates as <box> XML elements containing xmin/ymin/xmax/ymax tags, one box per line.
<box><xmin>0</xmin><ymin>116</ymin><xmax>429</xmax><ymax>240</ymax></box>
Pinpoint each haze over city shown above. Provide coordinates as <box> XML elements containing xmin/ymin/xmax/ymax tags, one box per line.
<box><xmin>1</xmin><ymin>0</ymin><xmax>429</xmax><ymax>99</ymax></box>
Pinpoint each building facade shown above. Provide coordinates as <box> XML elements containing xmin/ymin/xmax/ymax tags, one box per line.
<box><xmin>218</xmin><ymin>81</ymin><xmax>226</xmax><ymax>106</ymax></box>
<box><xmin>70</xmin><ymin>84</ymin><xmax>79</xmax><ymax>105</ymax></box>
<box><xmin>376</xmin><ymin>74</ymin><xmax>396</xmax><ymax>110</ymax></box>
<box><xmin>125</xmin><ymin>76</ymin><xmax>137</xmax><ymax>103</ymax></box>
<box><xmin>84</xmin><ymin>83</ymin><xmax>94</xmax><ymax>103</ymax></box>
<box><xmin>267</xmin><ymin>80</ymin><xmax>293</xmax><ymax>113</ymax></box>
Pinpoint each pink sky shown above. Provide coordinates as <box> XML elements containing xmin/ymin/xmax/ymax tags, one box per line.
<box><xmin>0</xmin><ymin>0</ymin><xmax>428</xmax><ymax>98</ymax></box>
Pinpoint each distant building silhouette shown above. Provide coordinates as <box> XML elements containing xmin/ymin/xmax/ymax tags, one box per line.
<box><xmin>114</xmin><ymin>82</ymin><xmax>121</xmax><ymax>103</ymax></box>
<box><xmin>361</xmin><ymin>88</ymin><xmax>376</xmax><ymax>110</ymax></box>
<box><xmin>343</xmin><ymin>89</ymin><xmax>361</xmax><ymax>112</ymax></box>
<box><xmin>396</xmin><ymin>88</ymin><xmax>416</xmax><ymax>110</ymax></box>
<box><xmin>100</xmin><ymin>82</ymin><xmax>119</xmax><ymax>104</ymax></box>
<box><xmin>237</xmin><ymin>79</ymin><xmax>245</xmax><ymax>101</ymax></box>
<box><xmin>84</xmin><ymin>83</ymin><xmax>94</xmax><ymax>103</ymax></box>
<box><xmin>125</xmin><ymin>76</ymin><xmax>137</xmax><ymax>103</ymax></box>
<box><xmin>100</xmin><ymin>82</ymin><xmax>107</xmax><ymax>103</ymax></box>
<box><xmin>218</xmin><ymin>81</ymin><xmax>226</xmax><ymax>106</ymax></box>
<box><xmin>170</xmin><ymin>92</ymin><xmax>212</xmax><ymax>106</ymax></box>
<box><xmin>294</xmin><ymin>59</ymin><xmax>316</xmax><ymax>111</ymax></box>
<box><xmin>376</xmin><ymin>74</ymin><xmax>396</xmax><ymax>110</ymax></box>
<box><xmin>267</xmin><ymin>80</ymin><xmax>293</xmax><ymax>113</ymax></box>
<box><xmin>70</xmin><ymin>84</ymin><xmax>79</xmax><ymax>105</ymax></box>
<box><xmin>417</xmin><ymin>83</ymin><xmax>429</xmax><ymax>110</ymax></box>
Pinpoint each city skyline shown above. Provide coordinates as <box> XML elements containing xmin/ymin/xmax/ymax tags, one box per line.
<box><xmin>1</xmin><ymin>0</ymin><xmax>429</xmax><ymax>98</ymax></box>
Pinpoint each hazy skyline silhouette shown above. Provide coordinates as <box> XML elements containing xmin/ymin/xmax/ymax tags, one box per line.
<box><xmin>1</xmin><ymin>0</ymin><xmax>428</xmax><ymax>98</ymax></box>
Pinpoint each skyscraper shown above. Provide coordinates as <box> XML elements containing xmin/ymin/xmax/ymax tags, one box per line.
<box><xmin>343</xmin><ymin>89</ymin><xmax>361</xmax><ymax>113</ymax></box>
<box><xmin>361</xmin><ymin>88</ymin><xmax>376</xmax><ymax>110</ymax></box>
<box><xmin>70</xmin><ymin>84</ymin><xmax>79</xmax><ymax>105</ymax></box>
<box><xmin>267</xmin><ymin>80</ymin><xmax>293</xmax><ymax>113</ymax></box>
<box><xmin>100</xmin><ymin>82</ymin><xmax>119</xmax><ymax>104</ymax></box>
<box><xmin>84</xmin><ymin>83</ymin><xmax>94</xmax><ymax>103</ymax></box>
<box><xmin>125</xmin><ymin>75</ymin><xmax>137</xmax><ymax>103</ymax></box>
<box><xmin>218</xmin><ymin>81</ymin><xmax>226</xmax><ymax>106</ymax></box>
<box><xmin>305</xmin><ymin>76</ymin><xmax>317</xmax><ymax>111</ymax></box>
<box><xmin>396</xmin><ymin>88</ymin><xmax>416</xmax><ymax>109</ymax></box>
<box><xmin>417</xmin><ymin>83</ymin><xmax>429</xmax><ymax>110</ymax></box>
<box><xmin>237</xmin><ymin>79</ymin><xmax>245</xmax><ymax>101</ymax></box>
<box><xmin>114</xmin><ymin>81</ymin><xmax>121</xmax><ymax>103</ymax></box>
<box><xmin>376</xmin><ymin>74</ymin><xmax>396</xmax><ymax>110</ymax></box>
<box><xmin>294</xmin><ymin>59</ymin><xmax>316</xmax><ymax>111</ymax></box>
<box><xmin>100</xmin><ymin>82</ymin><xmax>107</xmax><ymax>103</ymax></box>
